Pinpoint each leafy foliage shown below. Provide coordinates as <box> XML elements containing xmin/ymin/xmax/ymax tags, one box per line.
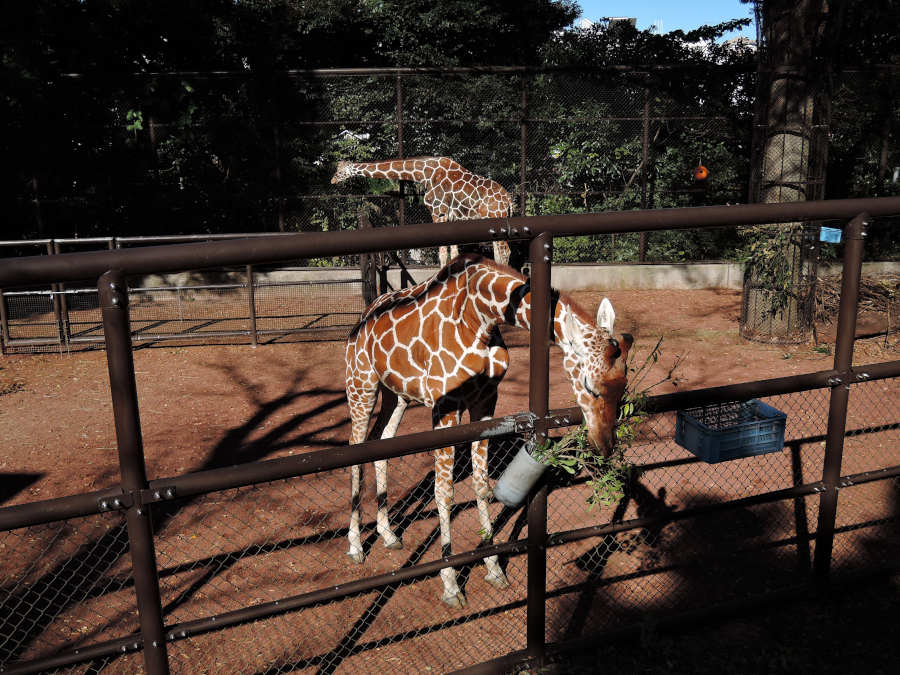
<box><xmin>737</xmin><ymin>224</ymin><xmax>805</xmax><ymax>317</ymax></box>
<box><xmin>532</xmin><ymin>337</ymin><xmax>683</xmax><ymax>509</ymax></box>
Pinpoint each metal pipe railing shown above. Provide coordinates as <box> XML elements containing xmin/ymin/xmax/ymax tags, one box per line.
<box><xmin>814</xmin><ymin>213</ymin><xmax>868</xmax><ymax>581</ymax></box>
<box><xmin>526</xmin><ymin>233</ymin><xmax>553</xmax><ymax>661</ymax></box>
<box><xmin>3</xmin><ymin>202</ymin><xmax>900</xmax><ymax>675</ymax></box>
<box><xmin>98</xmin><ymin>271</ymin><xmax>170</xmax><ymax>675</ymax></box>
<box><xmin>3</xmin><ymin>197</ymin><xmax>900</xmax><ymax>289</ymax></box>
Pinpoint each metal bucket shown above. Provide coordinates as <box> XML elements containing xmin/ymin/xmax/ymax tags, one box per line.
<box><xmin>493</xmin><ymin>441</ymin><xmax>548</xmax><ymax>507</ymax></box>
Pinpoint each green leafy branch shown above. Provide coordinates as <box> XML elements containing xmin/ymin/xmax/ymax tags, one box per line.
<box><xmin>738</xmin><ymin>224</ymin><xmax>803</xmax><ymax>318</ymax></box>
<box><xmin>532</xmin><ymin>337</ymin><xmax>684</xmax><ymax>509</ymax></box>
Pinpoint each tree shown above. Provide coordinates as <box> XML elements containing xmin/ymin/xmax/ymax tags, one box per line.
<box><xmin>531</xmin><ymin>18</ymin><xmax>756</xmax><ymax>262</ymax></box>
<box><xmin>0</xmin><ymin>1</ymin><xmax>580</xmax><ymax>240</ymax></box>
<box><xmin>740</xmin><ymin>0</ymin><xmax>845</xmax><ymax>342</ymax></box>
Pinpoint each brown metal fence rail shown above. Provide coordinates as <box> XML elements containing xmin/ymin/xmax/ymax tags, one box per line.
<box><xmin>2</xmin><ymin>197</ymin><xmax>900</xmax><ymax>675</ymax></box>
<box><xmin>0</xmin><ymin>234</ymin><xmax>371</xmax><ymax>355</ymax></box>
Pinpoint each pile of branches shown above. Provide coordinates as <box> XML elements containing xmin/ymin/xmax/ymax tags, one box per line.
<box><xmin>816</xmin><ymin>273</ymin><xmax>900</xmax><ymax>324</ymax></box>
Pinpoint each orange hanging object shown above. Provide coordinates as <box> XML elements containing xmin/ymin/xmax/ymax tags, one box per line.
<box><xmin>693</xmin><ymin>165</ymin><xmax>709</xmax><ymax>180</ymax></box>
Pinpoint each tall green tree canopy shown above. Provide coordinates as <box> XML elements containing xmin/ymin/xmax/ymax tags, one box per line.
<box><xmin>2</xmin><ymin>0</ymin><xmax>580</xmax><ymax>77</ymax></box>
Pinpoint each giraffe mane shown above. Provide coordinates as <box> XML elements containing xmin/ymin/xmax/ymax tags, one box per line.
<box><xmin>456</xmin><ymin>253</ymin><xmax>597</xmax><ymax>328</ymax></box>
<box><xmin>349</xmin><ymin>252</ymin><xmax>597</xmax><ymax>339</ymax></box>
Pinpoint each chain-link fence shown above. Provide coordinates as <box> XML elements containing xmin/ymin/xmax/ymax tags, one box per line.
<box><xmin>3</xmin><ymin>378</ymin><xmax>898</xmax><ymax>675</ymax></box>
<box><xmin>2</xmin><ymin>199</ymin><xmax>900</xmax><ymax>675</ymax></box>
<box><xmin>5</xmin><ymin>67</ymin><xmax>899</xmax><ymax>264</ymax></box>
<box><xmin>3</xmin><ymin>67</ymin><xmax>899</xmax><ymax>271</ymax></box>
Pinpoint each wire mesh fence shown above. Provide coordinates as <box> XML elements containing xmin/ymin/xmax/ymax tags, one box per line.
<box><xmin>0</xmin><ymin>512</ymin><xmax>136</xmax><ymax>666</ymax></box>
<box><xmin>1</xmin><ymin>276</ymin><xmax>369</xmax><ymax>354</ymax></box>
<box><xmin>2</xmin><ymin>375</ymin><xmax>899</xmax><ymax>675</ymax></box>
<box><xmin>3</xmin><ymin>198</ymin><xmax>900</xmax><ymax>675</ymax></box>
<box><xmin>5</xmin><ymin>67</ymin><xmax>898</xmax><ymax>263</ymax></box>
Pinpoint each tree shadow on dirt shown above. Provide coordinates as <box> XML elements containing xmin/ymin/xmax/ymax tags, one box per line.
<box><xmin>0</xmin><ymin>519</ymin><xmax>135</xmax><ymax>666</ymax></box>
<box><xmin>197</xmin><ymin>363</ymin><xmax>348</xmax><ymax>471</ymax></box>
<box><xmin>542</xmin><ymin>437</ymin><xmax>894</xmax><ymax>646</ymax></box>
<box><xmin>0</xmin><ymin>472</ymin><xmax>43</xmax><ymax>506</ymax></box>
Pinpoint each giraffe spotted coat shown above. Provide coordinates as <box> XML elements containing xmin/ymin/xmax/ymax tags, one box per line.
<box><xmin>344</xmin><ymin>254</ymin><xmax>632</xmax><ymax>608</ymax></box>
<box><xmin>331</xmin><ymin>156</ymin><xmax>512</xmax><ymax>267</ymax></box>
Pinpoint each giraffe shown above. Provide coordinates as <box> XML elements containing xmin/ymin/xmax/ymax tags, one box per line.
<box><xmin>345</xmin><ymin>254</ymin><xmax>633</xmax><ymax>608</ymax></box>
<box><xmin>331</xmin><ymin>156</ymin><xmax>513</xmax><ymax>267</ymax></box>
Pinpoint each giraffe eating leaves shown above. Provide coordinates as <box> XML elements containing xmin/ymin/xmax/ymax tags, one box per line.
<box><xmin>331</xmin><ymin>156</ymin><xmax>512</xmax><ymax>267</ymax></box>
<box><xmin>345</xmin><ymin>254</ymin><xmax>633</xmax><ymax>609</ymax></box>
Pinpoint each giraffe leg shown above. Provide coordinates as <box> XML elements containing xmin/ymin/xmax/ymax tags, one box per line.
<box><xmin>435</xmin><ymin>214</ymin><xmax>451</xmax><ymax>269</ymax></box>
<box><xmin>346</xmin><ymin>378</ymin><xmax>379</xmax><ymax>565</ymax></box>
<box><xmin>493</xmin><ymin>241</ymin><xmax>511</xmax><ymax>267</ymax></box>
<box><xmin>348</xmin><ymin>464</ymin><xmax>366</xmax><ymax>564</ymax></box>
<box><xmin>433</xmin><ymin>404</ymin><xmax>466</xmax><ymax>608</ymax></box>
<box><xmin>435</xmin><ymin>444</ymin><xmax>467</xmax><ymax>608</ymax></box>
<box><xmin>374</xmin><ymin>394</ymin><xmax>408</xmax><ymax>550</ymax></box>
<box><xmin>450</xmin><ymin>245</ymin><xmax>459</xmax><ymax>261</ymax></box>
<box><xmin>468</xmin><ymin>389</ymin><xmax>510</xmax><ymax>590</ymax></box>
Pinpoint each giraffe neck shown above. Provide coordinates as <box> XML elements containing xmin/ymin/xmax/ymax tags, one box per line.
<box><xmin>347</xmin><ymin>157</ymin><xmax>444</xmax><ymax>184</ymax></box>
<box><xmin>468</xmin><ymin>261</ymin><xmax>579</xmax><ymax>346</ymax></box>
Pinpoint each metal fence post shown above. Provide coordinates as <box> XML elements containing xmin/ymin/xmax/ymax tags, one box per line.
<box><xmin>54</xmin><ymin>240</ymin><xmax>71</xmax><ymax>345</ymax></box>
<box><xmin>272</xmin><ymin>75</ymin><xmax>286</xmax><ymax>233</ymax></box>
<box><xmin>47</xmin><ymin>241</ymin><xmax>65</xmax><ymax>351</ymax></box>
<box><xmin>813</xmin><ymin>212</ymin><xmax>868</xmax><ymax>583</ymax></box>
<box><xmin>526</xmin><ymin>232</ymin><xmax>552</xmax><ymax>662</ymax></box>
<box><xmin>520</xmin><ymin>76</ymin><xmax>528</xmax><ymax>218</ymax></box>
<box><xmin>639</xmin><ymin>84</ymin><xmax>650</xmax><ymax>262</ymax></box>
<box><xmin>247</xmin><ymin>264</ymin><xmax>258</xmax><ymax>348</ymax></box>
<box><xmin>396</xmin><ymin>74</ymin><xmax>409</xmax><ymax>272</ymax></box>
<box><xmin>0</xmin><ymin>288</ymin><xmax>9</xmax><ymax>355</ymax></box>
<box><xmin>99</xmin><ymin>270</ymin><xmax>170</xmax><ymax>675</ymax></box>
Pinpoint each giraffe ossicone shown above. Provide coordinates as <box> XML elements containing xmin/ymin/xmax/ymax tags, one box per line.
<box><xmin>331</xmin><ymin>156</ymin><xmax>512</xmax><ymax>267</ymax></box>
<box><xmin>345</xmin><ymin>254</ymin><xmax>633</xmax><ymax>609</ymax></box>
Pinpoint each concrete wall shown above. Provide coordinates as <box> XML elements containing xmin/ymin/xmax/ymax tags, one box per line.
<box><xmin>818</xmin><ymin>261</ymin><xmax>900</xmax><ymax>277</ymax></box>
<box><xmin>381</xmin><ymin>263</ymin><xmax>746</xmax><ymax>292</ymax></box>
<box><xmin>551</xmin><ymin>263</ymin><xmax>744</xmax><ymax>291</ymax></box>
<box><xmin>133</xmin><ymin>261</ymin><xmax>900</xmax><ymax>293</ymax></box>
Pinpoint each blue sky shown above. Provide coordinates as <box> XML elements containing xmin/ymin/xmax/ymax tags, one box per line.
<box><xmin>574</xmin><ymin>0</ymin><xmax>756</xmax><ymax>41</ymax></box>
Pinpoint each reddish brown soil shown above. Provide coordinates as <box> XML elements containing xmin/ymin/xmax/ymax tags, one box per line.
<box><xmin>2</xmin><ymin>289</ymin><xmax>899</xmax><ymax>675</ymax></box>
<box><xmin>0</xmin><ymin>288</ymin><xmax>896</xmax><ymax>505</ymax></box>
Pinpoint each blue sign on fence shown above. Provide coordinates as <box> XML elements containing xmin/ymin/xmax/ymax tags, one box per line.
<box><xmin>820</xmin><ymin>227</ymin><xmax>843</xmax><ymax>243</ymax></box>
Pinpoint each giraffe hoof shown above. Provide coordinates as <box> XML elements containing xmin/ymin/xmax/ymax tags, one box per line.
<box><xmin>484</xmin><ymin>572</ymin><xmax>510</xmax><ymax>590</ymax></box>
<box><xmin>384</xmin><ymin>538</ymin><xmax>403</xmax><ymax>550</ymax></box>
<box><xmin>347</xmin><ymin>551</ymin><xmax>366</xmax><ymax>565</ymax></box>
<box><xmin>441</xmin><ymin>591</ymin><xmax>468</xmax><ymax>610</ymax></box>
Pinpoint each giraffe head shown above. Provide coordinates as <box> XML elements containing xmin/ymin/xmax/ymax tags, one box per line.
<box><xmin>331</xmin><ymin>161</ymin><xmax>354</xmax><ymax>184</ymax></box>
<box><xmin>560</xmin><ymin>298</ymin><xmax>633</xmax><ymax>458</ymax></box>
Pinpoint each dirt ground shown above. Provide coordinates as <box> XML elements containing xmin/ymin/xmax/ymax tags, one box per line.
<box><xmin>3</xmin><ymin>288</ymin><xmax>900</xmax><ymax>674</ymax></box>
<box><xmin>1</xmin><ymin>287</ymin><xmax>898</xmax><ymax>506</ymax></box>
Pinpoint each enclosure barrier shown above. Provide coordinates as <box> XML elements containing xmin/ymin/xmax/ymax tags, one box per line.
<box><xmin>11</xmin><ymin>65</ymin><xmax>899</xmax><ymax>265</ymax></box>
<box><xmin>0</xmin><ymin>234</ymin><xmax>370</xmax><ymax>354</ymax></box>
<box><xmin>2</xmin><ymin>197</ymin><xmax>900</xmax><ymax>675</ymax></box>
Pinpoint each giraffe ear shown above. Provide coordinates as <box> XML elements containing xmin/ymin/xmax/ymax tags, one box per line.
<box><xmin>596</xmin><ymin>298</ymin><xmax>615</xmax><ymax>334</ymax></box>
<box><xmin>564</xmin><ymin>310</ymin><xmax>587</xmax><ymax>357</ymax></box>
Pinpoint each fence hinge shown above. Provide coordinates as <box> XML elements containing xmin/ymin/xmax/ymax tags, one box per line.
<box><xmin>98</xmin><ymin>491</ymin><xmax>134</xmax><ymax>512</ymax></box>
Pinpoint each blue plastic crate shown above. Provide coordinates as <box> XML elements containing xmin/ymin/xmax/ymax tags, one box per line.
<box><xmin>674</xmin><ymin>399</ymin><xmax>787</xmax><ymax>464</ymax></box>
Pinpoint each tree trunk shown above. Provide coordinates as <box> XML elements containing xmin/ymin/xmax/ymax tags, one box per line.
<box><xmin>741</xmin><ymin>0</ymin><xmax>844</xmax><ymax>342</ymax></box>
